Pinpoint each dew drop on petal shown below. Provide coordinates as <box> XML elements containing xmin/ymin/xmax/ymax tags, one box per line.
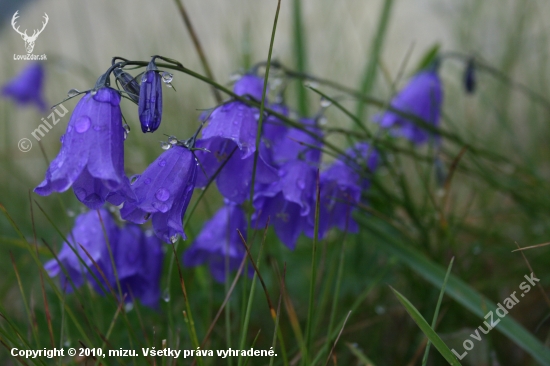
<box><xmin>170</xmin><ymin>235</ymin><xmax>179</xmax><ymax>244</ymax></box>
<box><xmin>124</xmin><ymin>303</ymin><xmax>134</xmax><ymax>312</ymax></box>
<box><xmin>59</xmin><ymin>134</ymin><xmax>65</xmax><ymax>143</ymax></box>
<box><xmin>75</xmin><ymin>116</ymin><xmax>91</xmax><ymax>133</ymax></box>
<box><xmin>297</xmin><ymin>179</ymin><xmax>306</xmax><ymax>189</ymax></box>
<box><xmin>158</xmin><ymin>159</ymin><xmax>167</xmax><ymax>167</ymax></box>
<box><xmin>66</xmin><ymin>209</ymin><xmax>75</xmax><ymax>217</ymax></box>
<box><xmin>155</xmin><ymin>188</ymin><xmax>170</xmax><ymax>202</ymax></box>
<box><xmin>66</xmin><ymin>125</ymin><xmax>73</xmax><ymax>133</ymax></box>
<box><xmin>168</xmin><ymin>136</ymin><xmax>178</xmax><ymax>145</ymax></box>
<box><xmin>160</xmin><ymin>141</ymin><xmax>171</xmax><ymax>150</ymax></box>
<box><xmin>144</xmin><ymin>178</ymin><xmax>151</xmax><ymax>185</ymax></box>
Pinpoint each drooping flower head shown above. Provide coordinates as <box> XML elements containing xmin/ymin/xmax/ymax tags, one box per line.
<box><xmin>194</xmin><ymin>74</ymin><xmax>278</xmax><ymax>204</ymax></box>
<box><xmin>121</xmin><ymin>144</ymin><xmax>197</xmax><ymax>243</ymax></box>
<box><xmin>113</xmin><ymin>225</ymin><xmax>164</xmax><ymax>308</ymax></box>
<box><xmin>253</xmin><ymin>159</ymin><xmax>317</xmax><ymax>249</ymax></box>
<box><xmin>138</xmin><ymin>57</ymin><xmax>163</xmax><ymax>133</ymax></box>
<box><xmin>114</xmin><ymin>67</ymin><xmax>140</xmax><ymax>103</ymax></box>
<box><xmin>307</xmin><ymin>142</ymin><xmax>379</xmax><ymax>239</ymax></box>
<box><xmin>183</xmin><ymin>201</ymin><xmax>249</xmax><ymax>282</ymax></box>
<box><xmin>44</xmin><ymin>209</ymin><xmax>119</xmax><ymax>293</ymax></box>
<box><xmin>374</xmin><ymin>68</ymin><xmax>443</xmax><ymax>145</ymax></box>
<box><xmin>2</xmin><ymin>63</ymin><xmax>47</xmax><ymax>111</ymax></box>
<box><xmin>45</xmin><ymin>210</ymin><xmax>164</xmax><ymax>309</ymax></box>
<box><xmin>34</xmin><ymin>71</ymin><xmax>133</xmax><ymax>209</ymax></box>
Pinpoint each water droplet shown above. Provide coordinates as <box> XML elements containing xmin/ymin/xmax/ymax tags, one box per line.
<box><xmin>162</xmin><ymin>289</ymin><xmax>171</xmax><ymax>302</ymax></box>
<box><xmin>124</xmin><ymin>303</ymin><xmax>134</xmax><ymax>312</ymax></box>
<box><xmin>67</xmin><ymin>89</ymin><xmax>80</xmax><ymax>98</ymax></box>
<box><xmin>123</xmin><ymin>124</ymin><xmax>131</xmax><ymax>133</ymax></box>
<box><xmin>278</xmin><ymin>169</ymin><xmax>287</xmax><ymax>177</ymax></box>
<box><xmin>170</xmin><ymin>235</ymin><xmax>179</xmax><ymax>244</ymax></box>
<box><xmin>320</xmin><ymin>98</ymin><xmax>332</xmax><ymax>108</ymax></box>
<box><xmin>63</xmin><ymin>340</ymin><xmax>71</xmax><ymax>348</ymax></box>
<box><xmin>167</xmin><ymin>136</ymin><xmax>177</xmax><ymax>145</ymax></box>
<box><xmin>91</xmin><ymin>90</ymin><xmax>98</xmax><ymax>96</ymax></box>
<box><xmin>297</xmin><ymin>179</ymin><xmax>306</xmax><ymax>189</ymax></box>
<box><xmin>158</xmin><ymin>159</ymin><xmax>167</xmax><ymax>167</ymax></box>
<box><xmin>229</xmin><ymin>72</ymin><xmax>243</xmax><ymax>81</ymax></box>
<box><xmin>304</xmin><ymin>81</ymin><xmax>318</xmax><ymax>89</ymax></box>
<box><xmin>59</xmin><ymin>134</ymin><xmax>65</xmax><ymax>143</ymax></box>
<box><xmin>145</xmin><ymin>229</ymin><xmax>154</xmax><ymax>237</ymax></box>
<box><xmin>93</xmin><ymin>125</ymin><xmax>102</xmax><ymax>131</ymax></box>
<box><xmin>144</xmin><ymin>178</ymin><xmax>151</xmax><ymax>185</ymax></box>
<box><xmin>375</xmin><ymin>305</ymin><xmax>386</xmax><ymax>315</ymax></box>
<box><xmin>66</xmin><ymin>126</ymin><xmax>73</xmax><ymax>133</ymax></box>
<box><xmin>75</xmin><ymin>116</ymin><xmax>91</xmax><ymax>133</ymax></box>
<box><xmin>254</xmin><ymin>112</ymin><xmax>261</xmax><ymax>120</ymax></box>
<box><xmin>161</xmin><ymin>72</ymin><xmax>174</xmax><ymax>84</ymax></box>
<box><xmin>318</xmin><ymin>116</ymin><xmax>328</xmax><ymax>126</ymax></box>
<box><xmin>155</xmin><ymin>188</ymin><xmax>170</xmax><ymax>202</ymax></box>
<box><xmin>67</xmin><ymin>209</ymin><xmax>75</xmax><ymax>217</ymax></box>
<box><xmin>160</xmin><ymin>141</ymin><xmax>171</xmax><ymax>150</ymax></box>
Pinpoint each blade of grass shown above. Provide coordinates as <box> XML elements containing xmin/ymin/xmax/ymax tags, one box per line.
<box><xmin>391</xmin><ymin>287</ymin><xmax>461</xmax><ymax>365</ymax></box>
<box><xmin>355</xmin><ymin>0</ymin><xmax>394</xmax><ymax>121</ymax></box>
<box><xmin>422</xmin><ymin>257</ymin><xmax>454</xmax><ymax>365</ymax></box>
<box><xmin>293</xmin><ymin>0</ymin><xmax>308</xmax><ymax>116</ymax></box>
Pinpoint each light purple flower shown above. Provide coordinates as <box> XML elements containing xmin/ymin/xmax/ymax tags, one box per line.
<box><xmin>183</xmin><ymin>202</ymin><xmax>248</xmax><ymax>282</ymax></box>
<box><xmin>120</xmin><ymin>145</ymin><xmax>197</xmax><ymax>243</ymax></box>
<box><xmin>374</xmin><ymin>70</ymin><xmax>442</xmax><ymax>144</ymax></box>
<box><xmin>2</xmin><ymin>63</ymin><xmax>47</xmax><ymax>111</ymax></box>
<box><xmin>34</xmin><ymin>87</ymin><xmax>133</xmax><ymax>208</ymax></box>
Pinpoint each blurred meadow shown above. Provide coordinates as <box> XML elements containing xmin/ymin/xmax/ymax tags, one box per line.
<box><xmin>1</xmin><ymin>0</ymin><xmax>550</xmax><ymax>365</ymax></box>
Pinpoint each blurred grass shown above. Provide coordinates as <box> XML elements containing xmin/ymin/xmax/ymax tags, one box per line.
<box><xmin>0</xmin><ymin>0</ymin><xmax>550</xmax><ymax>365</ymax></box>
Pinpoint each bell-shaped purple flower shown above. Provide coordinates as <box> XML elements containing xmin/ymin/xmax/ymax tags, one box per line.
<box><xmin>121</xmin><ymin>145</ymin><xmax>197</xmax><ymax>243</ymax></box>
<box><xmin>307</xmin><ymin>143</ymin><xmax>379</xmax><ymax>239</ymax></box>
<box><xmin>2</xmin><ymin>63</ymin><xmax>47</xmax><ymax>111</ymax></box>
<box><xmin>233</xmin><ymin>74</ymin><xmax>266</xmax><ymax>101</ymax></box>
<box><xmin>138</xmin><ymin>69</ymin><xmax>163</xmax><ymax>133</ymax></box>
<box><xmin>183</xmin><ymin>202</ymin><xmax>248</xmax><ymax>282</ymax></box>
<box><xmin>253</xmin><ymin>160</ymin><xmax>316</xmax><ymax>249</ymax></box>
<box><xmin>34</xmin><ymin>87</ymin><xmax>133</xmax><ymax>209</ymax></box>
<box><xmin>44</xmin><ymin>209</ymin><xmax>119</xmax><ymax>293</ymax></box>
<box><xmin>113</xmin><ymin>225</ymin><xmax>164</xmax><ymax>308</ymax></box>
<box><xmin>271</xmin><ymin>117</ymin><xmax>323</xmax><ymax>166</ymax></box>
<box><xmin>374</xmin><ymin>70</ymin><xmax>443</xmax><ymax>144</ymax></box>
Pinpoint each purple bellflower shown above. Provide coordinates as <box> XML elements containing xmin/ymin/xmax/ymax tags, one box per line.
<box><xmin>34</xmin><ymin>74</ymin><xmax>133</xmax><ymax>209</ymax></box>
<box><xmin>183</xmin><ymin>201</ymin><xmax>249</xmax><ymax>283</ymax></box>
<box><xmin>113</xmin><ymin>225</ymin><xmax>164</xmax><ymax>308</ymax></box>
<box><xmin>253</xmin><ymin>159</ymin><xmax>317</xmax><ymax>249</ymax></box>
<box><xmin>138</xmin><ymin>59</ymin><xmax>163</xmax><ymax>133</ymax></box>
<box><xmin>44</xmin><ymin>209</ymin><xmax>119</xmax><ymax>293</ymax></box>
<box><xmin>374</xmin><ymin>69</ymin><xmax>443</xmax><ymax>144</ymax></box>
<box><xmin>307</xmin><ymin>142</ymin><xmax>379</xmax><ymax>239</ymax></box>
<box><xmin>194</xmin><ymin>74</ymin><xmax>278</xmax><ymax>204</ymax></box>
<box><xmin>121</xmin><ymin>144</ymin><xmax>197</xmax><ymax>243</ymax></box>
<box><xmin>271</xmin><ymin>117</ymin><xmax>323</xmax><ymax>166</ymax></box>
<box><xmin>2</xmin><ymin>63</ymin><xmax>47</xmax><ymax>111</ymax></box>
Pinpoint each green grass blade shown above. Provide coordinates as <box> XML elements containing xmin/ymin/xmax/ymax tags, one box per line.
<box><xmin>391</xmin><ymin>287</ymin><xmax>461</xmax><ymax>365</ymax></box>
<box><xmin>293</xmin><ymin>0</ymin><xmax>308</xmax><ymax>116</ymax></box>
<box><xmin>423</xmin><ymin>257</ymin><xmax>455</xmax><ymax>365</ymax></box>
<box><xmin>355</xmin><ymin>0</ymin><xmax>394</xmax><ymax>121</ymax></box>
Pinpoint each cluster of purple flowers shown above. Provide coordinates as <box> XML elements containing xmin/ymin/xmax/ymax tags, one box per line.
<box><xmin>3</xmin><ymin>58</ymin><xmax>443</xmax><ymax>302</ymax></box>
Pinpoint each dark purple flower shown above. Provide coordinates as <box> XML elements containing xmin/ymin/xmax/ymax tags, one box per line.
<box><xmin>2</xmin><ymin>63</ymin><xmax>47</xmax><ymax>111</ymax></box>
<box><xmin>113</xmin><ymin>225</ymin><xmax>164</xmax><ymax>308</ymax></box>
<box><xmin>44</xmin><ymin>209</ymin><xmax>119</xmax><ymax>293</ymax></box>
<box><xmin>138</xmin><ymin>70</ymin><xmax>163</xmax><ymax>133</ymax></box>
<box><xmin>253</xmin><ymin>160</ymin><xmax>316</xmax><ymax>249</ymax></box>
<box><xmin>464</xmin><ymin>59</ymin><xmax>476</xmax><ymax>94</ymax></box>
<box><xmin>34</xmin><ymin>87</ymin><xmax>133</xmax><ymax>209</ymax></box>
<box><xmin>183</xmin><ymin>202</ymin><xmax>248</xmax><ymax>282</ymax></box>
<box><xmin>271</xmin><ymin>117</ymin><xmax>323</xmax><ymax>166</ymax></box>
<box><xmin>306</xmin><ymin>143</ymin><xmax>378</xmax><ymax>238</ymax></box>
<box><xmin>120</xmin><ymin>145</ymin><xmax>196</xmax><ymax>243</ymax></box>
<box><xmin>374</xmin><ymin>70</ymin><xmax>443</xmax><ymax>144</ymax></box>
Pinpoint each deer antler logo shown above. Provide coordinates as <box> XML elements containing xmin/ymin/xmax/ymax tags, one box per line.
<box><xmin>11</xmin><ymin>11</ymin><xmax>49</xmax><ymax>54</ymax></box>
